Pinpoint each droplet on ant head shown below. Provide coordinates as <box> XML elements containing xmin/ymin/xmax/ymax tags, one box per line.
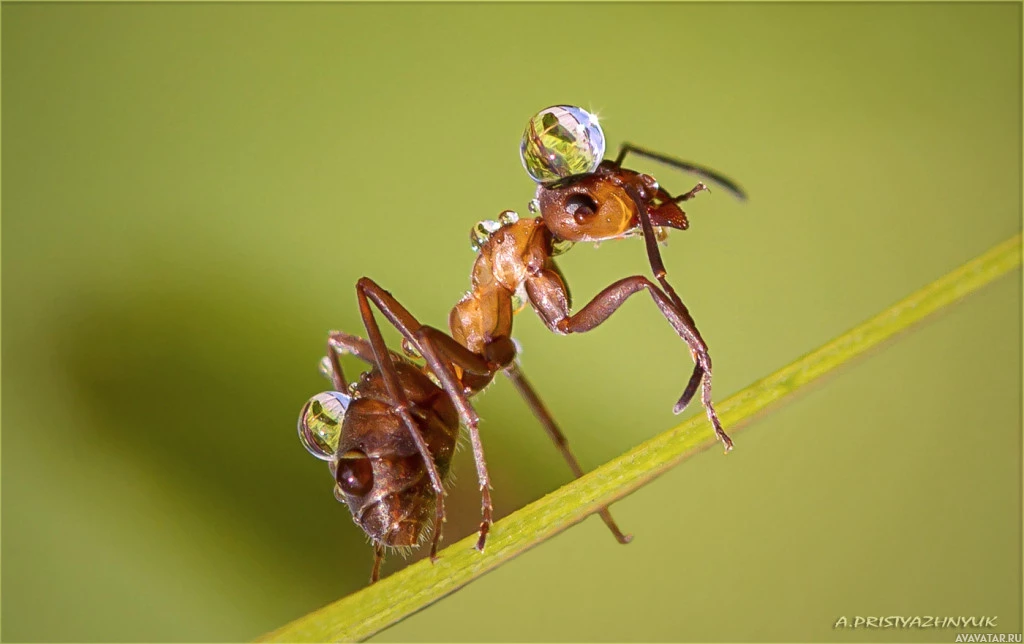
<box><xmin>298</xmin><ymin>391</ymin><xmax>350</xmax><ymax>460</ymax></box>
<box><xmin>498</xmin><ymin>210</ymin><xmax>519</xmax><ymax>227</ymax></box>
<box><xmin>527</xmin><ymin>199</ymin><xmax>540</xmax><ymax>214</ymax></box>
<box><xmin>469</xmin><ymin>219</ymin><xmax>501</xmax><ymax>252</ymax></box>
<box><xmin>639</xmin><ymin>174</ymin><xmax>659</xmax><ymax>196</ymax></box>
<box><xmin>520</xmin><ymin>105</ymin><xmax>605</xmax><ymax>184</ymax></box>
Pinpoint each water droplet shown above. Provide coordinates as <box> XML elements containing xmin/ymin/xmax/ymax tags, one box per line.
<box><xmin>527</xmin><ymin>199</ymin><xmax>540</xmax><ymax>214</ymax></box>
<box><xmin>551</xmin><ymin>237</ymin><xmax>575</xmax><ymax>256</ymax></box>
<box><xmin>497</xmin><ymin>210</ymin><xmax>519</xmax><ymax>227</ymax></box>
<box><xmin>318</xmin><ymin>356</ymin><xmax>334</xmax><ymax>381</ymax></box>
<box><xmin>653</xmin><ymin>226</ymin><xmax>670</xmax><ymax>243</ymax></box>
<box><xmin>298</xmin><ymin>391</ymin><xmax>350</xmax><ymax>460</ymax></box>
<box><xmin>510</xmin><ymin>283</ymin><xmax>528</xmax><ymax>314</ymax></box>
<box><xmin>401</xmin><ymin>337</ymin><xmax>422</xmax><ymax>360</ymax></box>
<box><xmin>347</xmin><ymin>381</ymin><xmax>359</xmax><ymax>396</ymax></box>
<box><xmin>469</xmin><ymin>219</ymin><xmax>501</xmax><ymax>252</ymax></box>
<box><xmin>520</xmin><ymin>105</ymin><xmax>606</xmax><ymax>184</ymax></box>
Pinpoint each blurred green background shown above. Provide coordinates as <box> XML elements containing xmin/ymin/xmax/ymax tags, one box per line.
<box><xmin>2</xmin><ymin>3</ymin><xmax>1021</xmax><ymax>642</ymax></box>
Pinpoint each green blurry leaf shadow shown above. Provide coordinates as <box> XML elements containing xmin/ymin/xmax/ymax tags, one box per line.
<box><xmin>53</xmin><ymin>275</ymin><xmax>549</xmax><ymax>595</ymax></box>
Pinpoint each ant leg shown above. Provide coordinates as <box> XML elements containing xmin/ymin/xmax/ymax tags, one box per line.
<box><xmin>355</xmin><ymin>279</ymin><xmax>448</xmax><ymax>561</ymax></box>
<box><xmin>612</xmin><ymin>143</ymin><xmax>747</xmax><ymax>200</ymax></box>
<box><xmin>671</xmin><ymin>182</ymin><xmax>710</xmax><ymax>204</ymax></box>
<box><xmin>624</xmin><ymin>183</ymin><xmax>714</xmax><ymax>418</ymax></box>
<box><xmin>371</xmin><ymin>543</ymin><xmax>385</xmax><ymax>583</ymax></box>
<box><xmin>503</xmin><ymin>362</ymin><xmax>633</xmax><ymax>544</ymax></box>
<box><xmin>324</xmin><ymin>331</ymin><xmax>409</xmax><ymax>391</ymax></box>
<box><xmin>527</xmin><ymin>270</ymin><xmax>733</xmax><ymax>452</ymax></box>
<box><xmin>324</xmin><ymin>336</ymin><xmax>348</xmax><ymax>392</ymax></box>
<box><xmin>677</xmin><ymin>358</ymin><xmax>704</xmax><ymax>413</ymax></box>
<box><xmin>328</xmin><ymin>330</ymin><xmax>405</xmax><ymax>368</ymax></box>
<box><xmin>354</xmin><ymin>279</ymin><xmax>497</xmax><ymax>552</ymax></box>
<box><xmin>412</xmin><ymin>333</ymin><xmax>494</xmax><ymax>551</ymax></box>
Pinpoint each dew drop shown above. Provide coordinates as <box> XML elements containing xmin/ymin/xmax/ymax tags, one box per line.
<box><xmin>469</xmin><ymin>219</ymin><xmax>501</xmax><ymax>252</ymax></box>
<box><xmin>497</xmin><ymin>210</ymin><xmax>519</xmax><ymax>227</ymax></box>
<box><xmin>527</xmin><ymin>199</ymin><xmax>540</xmax><ymax>214</ymax></box>
<box><xmin>401</xmin><ymin>337</ymin><xmax>422</xmax><ymax>360</ymax></box>
<box><xmin>318</xmin><ymin>356</ymin><xmax>334</xmax><ymax>381</ymax></box>
<box><xmin>551</xmin><ymin>237</ymin><xmax>575</xmax><ymax>257</ymax></box>
<box><xmin>298</xmin><ymin>391</ymin><xmax>350</xmax><ymax>460</ymax></box>
<box><xmin>510</xmin><ymin>283</ymin><xmax>528</xmax><ymax>314</ymax></box>
<box><xmin>520</xmin><ymin>105</ymin><xmax>606</xmax><ymax>184</ymax></box>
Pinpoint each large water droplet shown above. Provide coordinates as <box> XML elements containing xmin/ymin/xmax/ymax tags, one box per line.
<box><xmin>298</xmin><ymin>391</ymin><xmax>351</xmax><ymax>460</ymax></box>
<box><xmin>469</xmin><ymin>219</ymin><xmax>501</xmax><ymax>252</ymax></box>
<box><xmin>520</xmin><ymin>105</ymin><xmax>606</xmax><ymax>184</ymax></box>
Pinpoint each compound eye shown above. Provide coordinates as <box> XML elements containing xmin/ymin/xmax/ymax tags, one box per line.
<box><xmin>297</xmin><ymin>391</ymin><xmax>350</xmax><ymax>461</ymax></box>
<box><xmin>520</xmin><ymin>105</ymin><xmax>606</xmax><ymax>184</ymax></box>
<box><xmin>565</xmin><ymin>193</ymin><xmax>599</xmax><ymax>224</ymax></box>
<box><xmin>335</xmin><ymin>450</ymin><xmax>374</xmax><ymax>497</ymax></box>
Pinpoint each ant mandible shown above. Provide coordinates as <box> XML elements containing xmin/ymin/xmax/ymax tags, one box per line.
<box><xmin>298</xmin><ymin>105</ymin><xmax>746</xmax><ymax>582</ymax></box>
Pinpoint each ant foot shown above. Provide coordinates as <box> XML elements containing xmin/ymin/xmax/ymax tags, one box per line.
<box><xmin>720</xmin><ymin>433</ymin><xmax>734</xmax><ymax>454</ymax></box>
<box><xmin>474</xmin><ymin>522</ymin><xmax>491</xmax><ymax>552</ymax></box>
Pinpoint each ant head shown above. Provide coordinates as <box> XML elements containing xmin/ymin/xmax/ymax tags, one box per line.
<box><xmin>331</xmin><ymin>442</ymin><xmax>433</xmax><ymax>548</ymax></box>
<box><xmin>299</xmin><ymin>365</ymin><xmax>458</xmax><ymax>548</ymax></box>
<box><xmin>536</xmin><ymin>170</ymin><xmax>689</xmax><ymax>242</ymax></box>
<box><xmin>337</xmin><ymin>399</ymin><xmax>456</xmax><ymax>546</ymax></box>
<box><xmin>535</xmin><ymin>174</ymin><xmax>638</xmax><ymax>242</ymax></box>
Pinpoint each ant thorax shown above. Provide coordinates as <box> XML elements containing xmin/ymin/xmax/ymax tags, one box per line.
<box><xmin>450</xmin><ymin>212</ymin><xmax>551</xmax><ymax>357</ymax></box>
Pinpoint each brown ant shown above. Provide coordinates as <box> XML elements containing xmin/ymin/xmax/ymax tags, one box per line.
<box><xmin>298</xmin><ymin>105</ymin><xmax>746</xmax><ymax>582</ymax></box>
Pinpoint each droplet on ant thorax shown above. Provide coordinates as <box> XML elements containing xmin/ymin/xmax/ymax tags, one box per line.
<box><xmin>520</xmin><ymin>105</ymin><xmax>605</xmax><ymax>184</ymax></box>
<box><xmin>469</xmin><ymin>219</ymin><xmax>501</xmax><ymax>251</ymax></box>
<box><xmin>498</xmin><ymin>210</ymin><xmax>519</xmax><ymax>227</ymax></box>
<box><xmin>551</xmin><ymin>237</ymin><xmax>575</xmax><ymax>256</ymax></box>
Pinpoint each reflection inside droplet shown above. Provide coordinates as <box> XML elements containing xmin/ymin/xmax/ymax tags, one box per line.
<box><xmin>520</xmin><ymin>105</ymin><xmax>606</xmax><ymax>184</ymax></box>
<box><xmin>297</xmin><ymin>391</ymin><xmax>350</xmax><ymax>460</ymax></box>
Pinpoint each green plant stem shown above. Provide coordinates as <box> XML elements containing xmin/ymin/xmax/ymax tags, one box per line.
<box><xmin>259</xmin><ymin>233</ymin><xmax>1022</xmax><ymax>643</ymax></box>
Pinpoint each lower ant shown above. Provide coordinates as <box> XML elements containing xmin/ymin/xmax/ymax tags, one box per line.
<box><xmin>297</xmin><ymin>105</ymin><xmax>746</xmax><ymax>582</ymax></box>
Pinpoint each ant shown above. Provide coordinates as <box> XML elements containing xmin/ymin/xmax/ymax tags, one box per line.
<box><xmin>298</xmin><ymin>105</ymin><xmax>746</xmax><ymax>582</ymax></box>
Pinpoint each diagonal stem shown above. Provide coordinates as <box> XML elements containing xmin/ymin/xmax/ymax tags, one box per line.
<box><xmin>258</xmin><ymin>233</ymin><xmax>1021</xmax><ymax>644</ymax></box>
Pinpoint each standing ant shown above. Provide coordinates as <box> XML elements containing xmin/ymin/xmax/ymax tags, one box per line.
<box><xmin>297</xmin><ymin>105</ymin><xmax>746</xmax><ymax>582</ymax></box>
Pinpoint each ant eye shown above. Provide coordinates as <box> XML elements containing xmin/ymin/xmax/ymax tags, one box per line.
<box><xmin>336</xmin><ymin>450</ymin><xmax>374</xmax><ymax>496</ymax></box>
<box><xmin>520</xmin><ymin>105</ymin><xmax>606</xmax><ymax>184</ymax></box>
<box><xmin>298</xmin><ymin>391</ymin><xmax>350</xmax><ymax>461</ymax></box>
<box><xmin>565</xmin><ymin>193</ymin><xmax>599</xmax><ymax>223</ymax></box>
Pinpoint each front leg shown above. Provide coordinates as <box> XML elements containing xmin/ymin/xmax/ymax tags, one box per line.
<box><xmin>526</xmin><ymin>266</ymin><xmax>733</xmax><ymax>452</ymax></box>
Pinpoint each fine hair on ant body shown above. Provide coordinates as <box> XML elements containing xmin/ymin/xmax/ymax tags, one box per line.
<box><xmin>297</xmin><ymin>105</ymin><xmax>746</xmax><ymax>582</ymax></box>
